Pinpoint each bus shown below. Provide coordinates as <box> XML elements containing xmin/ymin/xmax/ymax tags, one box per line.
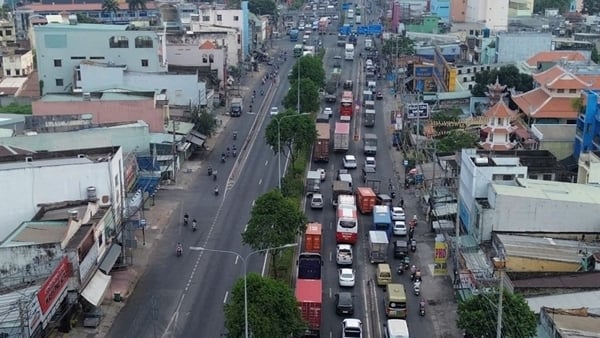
<box><xmin>340</xmin><ymin>91</ymin><xmax>353</xmax><ymax>121</ymax></box>
<box><xmin>344</xmin><ymin>43</ymin><xmax>355</xmax><ymax>60</ymax></box>
<box><xmin>385</xmin><ymin>284</ymin><xmax>408</xmax><ymax>318</ymax></box>
<box><xmin>373</xmin><ymin>205</ymin><xmax>392</xmax><ymax>238</ymax></box>
<box><xmin>294</xmin><ymin>44</ymin><xmax>304</xmax><ymax>57</ymax></box>
<box><xmin>336</xmin><ymin>205</ymin><xmax>358</xmax><ymax>244</ymax></box>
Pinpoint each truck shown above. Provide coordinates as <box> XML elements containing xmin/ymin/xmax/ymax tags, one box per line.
<box><xmin>337</xmin><ymin>34</ymin><xmax>346</xmax><ymax>46</ymax></box>
<box><xmin>318</xmin><ymin>17</ymin><xmax>328</xmax><ymax>35</ymax></box>
<box><xmin>369</xmin><ymin>230</ymin><xmax>389</xmax><ymax>263</ymax></box>
<box><xmin>332</xmin><ymin>180</ymin><xmax>353</xmax><ymax>208</ymax></box>
<box><xmin>325</xmin><ymin>81</ymin><xmax>337</xmax><ymax>102</ymax></box>
<box><xmin>364</xmin><ymin>109</ymin><xmax>376</xmax><ymax>127</ymax></box>
<box><xmin>355</xmin><ymin>15</ymin><xmax>361</xmax><ymax>25</ymax></box>
<box><xmin>313</xmin><ymin>123</ymin><xmax>330</xmax><ymax>162</ymax></box>
<box><xmin>334</xmin><ymin>122</ymin><xmax>350</xmax><ymax>152</ymax></box>
<box><xmin>296</xmin><ymin>279</ymin><xmax>322</xmax><ymax>337</ymax></box>
<box><xmin>336</xmin><ymin>244</ymin><xmax>353</xmax><ymax>265</ymax></box>
<box><xmin>230</xmin><ymin>96</ymin><xmax>243</xmax><ymax>116</ymax></box>
<box><xmin>298</xmin><ymin>252</ymin><xmax>322</xmax><ymax>279</ymax></box>
<box><xmin>356</xmin><ymin>187</ymin><xmax>377</xmax><ymax>214</ymax></box>
<box><xmin>363</xmin><ymin>133</ymin><xmax>378</xmax><ymax>155</ymax></box>
<box><xmin>365</xmin><ymin>100</ymin><xmax>375</xmax><ymax>111</ymax></box>
<box><xmin>304</xmin><ymin>222</ymin><xmax>322</xmax><ymax>253</ymax></box>
<box><xmin>365</xmin><ymin>38</ymin><xmax>373</xmax><ymax>50</ymax></box>
<box><xmin>384</xmin><ymin>319</ymin><xmax>409</xmax><ymax>338</ymax></box>
<box><xmin>290</xmin><ymin>29</ymin><xmax>299</xmax><ymax>42</ymax></box>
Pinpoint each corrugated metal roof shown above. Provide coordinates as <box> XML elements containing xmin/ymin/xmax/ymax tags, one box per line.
<box><xmin>0</xmin><ymin>285</ymin><xmax>40</xmax><ymax>326</ymax></box>
<box><xmin>492</xmin><ymin>178</ymin><xmax>600</xmax><ymax>204</ymax></box>
<box><xmin>527</xmin><ymin>291</ymin><xmax>600</xmax><ymax>314</ymax></box>
<box><xmin>497</xmin><ymin>234</ymin><xmax>600</xmax><ymax>263</ymax></box>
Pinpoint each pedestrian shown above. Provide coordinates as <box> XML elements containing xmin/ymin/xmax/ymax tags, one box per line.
<box><xmin>400</xmin><ymin>198</ymin><xmax>404</xmax><ymax>208</ymax></box>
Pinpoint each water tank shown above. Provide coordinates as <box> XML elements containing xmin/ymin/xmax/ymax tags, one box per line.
<box><xmin>68</xmin><ymin>209</ymin><xmax>79</xmax><ymax>220</ymax></box>
<box><xmin>87</xmin><ymin>186</ymin><xmax>98</xmax><ymax>201</ymax></box>
<box><xmin>475</xmin><ymin>157</ymin><xmax>489</xmax><ymax>165</ymax></box>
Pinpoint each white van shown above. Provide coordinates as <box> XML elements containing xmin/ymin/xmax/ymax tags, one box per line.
<box><xmin>384</xmin><ymin>319</ymin><xmax>409</xmax><ymax>338</ymax></box>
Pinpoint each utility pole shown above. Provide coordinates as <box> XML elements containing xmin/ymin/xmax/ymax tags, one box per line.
<box><xmin>496</xmin><ymin>258</ymin><xmax>506</xmax><ymax>338</ymax></box>
<box><xmin>19</xmin><ymin>298</ymin><xmax>26</xmax><ymax>338</ymax></box>
<box><xmin>171</xmin><ymin>119</ymin><xmax>177</xmax><ymax>183</ymax></box>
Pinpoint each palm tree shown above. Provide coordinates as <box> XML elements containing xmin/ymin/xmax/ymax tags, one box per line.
<box><xmin>126</xmin><ymin>0</ymin><xmax>147</xmax><ymax>11</ymax></box>
<box><xmin>102</xmin><ymin>0</ymin><xmax>119</xmax><ymax>21</ymax></box>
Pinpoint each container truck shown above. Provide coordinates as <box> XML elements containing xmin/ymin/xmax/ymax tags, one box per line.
<box><xmin>318</xmin><ymin>17</ymin><xmax>328</xmax><ymax>35</ymax></box>
<box><xmin>363</xmin><ymin>133</ymin><xmax>378</xmax><ymax>155</ymax></box>
<box><xmin>230</xmin><ymin>96</ymin><xmax>243</xmax><ymax>116</ymax></box>
<box><xmin>332</xmin><ymin>180</ymin><xmax>353</xmax><ymax>208</ymax></box>
<box><xmin>364</xmin><ymin>109</ymin><xmax>375</xmax><ymax>127</ymax></box>
<box><xmin>334</xmin><ymin>122</ymin><xmax>350</xmax><ymax>152</ymax></box>
<box><xmin>296</xmin><ymin>279</ymin><xmax>322</xmax><ymax>337</ymax></box>
<box><xmin>304</xmin><ymin>222</ymin><xmax>322</xmax><ymax>253</ymax></box>
<box><xmin>313</xmin><ymin>123</ymin><xmax>330</xmax><ymax>162</ymax></box>
<box><xmin>369</xmin><ymin>230</ymin><xmax>389</xmax><ymax>263</ymax></box>
<box><xmin>355</xmin><ymin>187</ymin><xmax>376</xmax><ymax>214</ymax></box>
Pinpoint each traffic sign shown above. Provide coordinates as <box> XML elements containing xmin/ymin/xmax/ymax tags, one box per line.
<box><xmin>357</xmin><ymin>26</ymin><xmax>368</xmax><ymax>35</ymax></box>
<box><xmin>342</xmin><ymin>2</ymin><xmax>351</xmax><ymax>10</ymax></box>
<box><xmin>406</xmin><ymin>103</ymin><xmax>429</xmax><ymax>119</ymax></box>
<box><xmin>139</xmin><ymin>219</ymin><xmax>147</xmax><ymax>229</ymax></box>
<box><xmin>368</xmin><ymin>24</ymin><xmax>382</xmax><ymax>34</ymax></box>
<box><xmin>338</xmin><ymin>25</ymin><xmax>351</xmax><ymax>35</ymax></box>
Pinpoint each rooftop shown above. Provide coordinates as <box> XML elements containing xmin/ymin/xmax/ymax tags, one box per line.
<box><xmin>527</xmin><ymin>291</ymin><xmax>600</xmax><ymax>314</ymax></box>
<box><xmin>2</xmin><ymin>221</ymin><xmax>68</xmax><ymax>246</ymax></box>
<box><xmin>34</xmin><ymin>22</ymin><xmax>131</xmax><ymax>32</ymax></box>
<box><xmin>39</xmin><ymin>92</ymin><xmax>154</xmax><ymax>103</ymax></box>
<box><xmin>492</xmin><ymin>178</ymin><xmax>600</xmax><ymax>204</ymax></box>
<box><xmin>496</xmin><ymin>234</ymin><xmax>600</xmax><ymax>265</ymax></box>
<box><xmin>525</xmin><ymin>51</ymin><xmax>587</xmax><ymax>68</ymax></box>
<box><xmin>0</xmin><ymin>146</ymin><xmax>119</xmax><ymax>170</ymax></box>
<box><xmin>22</xmin><ymin>1</ymin><xmax>158</xmax><ymax>11</ymax></box>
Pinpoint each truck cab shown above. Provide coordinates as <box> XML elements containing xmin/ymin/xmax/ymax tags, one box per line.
<box><xmin>342</xmin><ymin>318</ymin><xmax>363</xmax><ymax>338</ymax></box>
<box><xmin>363</xmin><ymin>133</ymin><xmax>378</xmax><ymax>155</ymax></box>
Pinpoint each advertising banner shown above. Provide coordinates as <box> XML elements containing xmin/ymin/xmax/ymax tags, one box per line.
<box><xmin>37</xmin><ymin>257</ymin><xmax>72</xmax><ymax>314</ymax></box>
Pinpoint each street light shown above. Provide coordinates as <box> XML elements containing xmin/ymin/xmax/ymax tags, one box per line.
<box><xmin>275</xmin><ymin>113</ymin><xmax>310</xmax><ymax>189</ymax></box>
<box><xmin>297</xmin><ymin>61</ymin><xmax>301</xmax><ymax>113</ymax></box>
<box><xmin>193</xmin><ymin>243</ymin><xmax>298</xmax><ymax>338</ymax></box>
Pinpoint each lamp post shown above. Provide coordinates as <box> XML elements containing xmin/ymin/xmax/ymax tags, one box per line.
<box><xmin>194</xmin><ymin>243</ymin><xmax>298</xmax><ymax>338</ymax></box>
<box><xmin>297</xmin><ymin>61</ymin><xmax>301</xmax><ymax>113</ymax></box>
<box><xmin>275</xmin><ymin>113</ymin><xmax>309</xmax><ymax>189</ymax></box>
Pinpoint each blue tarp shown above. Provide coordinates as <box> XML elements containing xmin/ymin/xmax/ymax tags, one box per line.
<box><xmin>137</xmin><ymin>156</ymin><xmax>160</xmax><ymax>171</ymax></box>
<box><xmin>135</xmin><ymin>176</ymin><xmax>160</xmax><ymax>194</ymax></box>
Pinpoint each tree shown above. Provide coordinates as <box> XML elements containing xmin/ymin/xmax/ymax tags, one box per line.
<box><xmin>101</xmin><ymin>0</ymin><xmax>119</xmax><ymax>17</ymax></box>
<box><xmin>224</xmin><ymin>273</ymin><xmax>306</xmax><ymax>338</ymax></box>
<box><xmin>381</xmin><ymin>36</ymin><xmax>415</xmax><ymax>57</ymax></box>
<box><xmin>76</xmin><ymin>14</ymin><xmax>99</xmax><ymax>23</ymax></box>
<box><xmin>193</xmin><ymin>109</ymin><xmax>218</xmax><ymax>137</ymax></box>
<box><xmin>471</xmin><ymin>65</ymin><xmax>533</xmax><ymax>97</ymax></box>
<box><xmin>242</xmin><ymin>190</ymin><xmax>307</xmax><ymax>275</ymax></box>
<box><xmin>592</xmin><ymin>46</ymin><xmax>599</xmax><ymax>64</ymax></box>
<box><xmin>436</xmin><ymin>130</ymin><xmax>477</xmax><ymax>152</ymax></box>
<box><xmin>583</xmin><ymin>0</ymin><xmax>600</xmax><ymax>14</ymax></box>
<box><xmin>249</xmin><ymin>0</ymin><xmax>277</xmax><ymax>16</ymax></box>
<box><xmin>533</xmin><ymin>0</ymin><xmax>570</xmax><ymax>14</ymax></box>
<box><xmin>126</xmin><ymin>0</ymin><xmax>147</xmax><ymax>10</ymax></box>
<box><xmin>283</xmin><ymin>78</ymin><xmax>320</xmax><ymax>113</ymax></box>
<box><xmin>265</xmin><ymin>111</ymin><xmax>317</xmax><ymax>165</ymax></box>
<box><xmin>457</xmin><ymin>290</ymin><xmax>537</xmax><ymax>338</ymax></box>
<box><xmin>290</xmin><ymin>56</ymin><xmax>326</xmax><ymax>88</ymax></box>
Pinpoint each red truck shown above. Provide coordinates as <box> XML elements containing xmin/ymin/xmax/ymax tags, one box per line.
<box><xmin>296</xmin><ymin>279</ymin><xmax>322</xmax><ymax>336</ymax></box>
<box><xmin>304</xmin><ymin>222</ymin><xmax>322</xmax><ymax>253</ymax></box>
<box><xmin>355</xmin><ymin>187</ymin><xmax>377</xmax><ymax>214</ymax></box>
<box><xmin>313</xmin><ymin>123</ymin><xmax>330</xmax><ymax>162</ymax></box>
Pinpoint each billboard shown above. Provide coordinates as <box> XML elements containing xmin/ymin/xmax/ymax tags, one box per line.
<box><xmin>37</xmin><ymin>257</ymin><xmax>72</xmax><ymax>314</ymax></box>
<box><xmin>414</xmin><ymin>65</ymin><xmax>433</xmax><ymax>78</ymax></box>
<box><xmin>433</xmin><ymin>47</ymin><xmax>457</xmax><ymax>92</ymax></box>
<box><xmin>406</xmin><ymin>103</ymin><xmax>429</xmax><ymax>119</ymax></box>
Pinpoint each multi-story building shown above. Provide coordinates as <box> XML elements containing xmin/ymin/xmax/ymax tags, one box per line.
<box><xmin>465</xmin><ymin>0</ymin><xmax>508</xmax><ymax>31</ymax></box>
<box><xmin>577</xmin><ymin>150</ymin><xmax>600</xmax><ymax>184</ymax></box>
<box><xmin>508</xmin><ymin>0</ymin><xmax>534</xmax><ymax>17</ymax></box>
<box><xmin>167</xmin><ymin>37</ymin><xmax>227</xmax><ymax>86</ymax></box>
<box><xmin>495</xmin><ymin>32</ymin><xmax>553</xmax><ymax>64</ymax></box>
<box><xmin>33</xmin><ymin>19</ymin><xmax>167</xmax><ymax>94</ymax></box>
<box><xmin>187</xmin><ymin>13</ymin><xmax>242</xmax><ymax>67</ymax></box>
<box><xmin>429</xmin><ymin>0</ymin><xmax>450</xmax><ymax>22</ymax></box>
<box><xmin>479</xmin><ymin>100</ymin><xmax>518</xmax><ymax>151</ymax></box>
<box><xmin>2</xmin><ymin>49</ymin><xmax>34</xmax><ymax>77</ymax></box>
<box><xmin>574</xmin><ymin>90</ymin><xmax>600</xmax><ymax>158</ymax></box>
<box><xmin>0</xmin><ymin>19</ymin><xmax>16</xmax><ymax>46</ymax></box>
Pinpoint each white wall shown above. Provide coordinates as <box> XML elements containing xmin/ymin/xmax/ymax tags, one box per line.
<box><xmin>2</xmin><ymin>50</ymin><xmax>34</xmax><ymax>77</ymax></box>
<box><xmin>0</xmin><ymin>149</ymin><xmax>124</xmax><ymax>242</ymax></box>
<box><xmin>466</xmin><ymin>0</ymin><xmax>508</xmax><ymax>31</ymax></box>
<box><xmin>166</xmin><ymin>44</ymin><xmax>225</xmax><ymax>81</ymax></box>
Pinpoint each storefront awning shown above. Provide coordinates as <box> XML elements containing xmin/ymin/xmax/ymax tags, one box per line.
<box><xmin>99</xmin><ymin>244</ymin><xmax>122</xmax><ymax>274</ymax></box>
<box><xmin>81</xmin><ymin>270</ymin><xmax>112</xmax><ymax>307</ymax></box>
<box><xmin>186</xmin><ymin>130</ymin><xmax>207</xmax><ymax>147</ymax></box>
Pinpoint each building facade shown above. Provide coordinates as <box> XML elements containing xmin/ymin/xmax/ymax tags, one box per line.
<box><xmin>495</xmin><ymin>32</ymin><xmax>552</xmax><ymax>64</ymax></box>
<box><xmin>574</xmin><ymin>90</ymin><xmax>600</xmax><ymax>158</ymax></box>
<box><xmin>577</xmin><ymin>150</ymin><xmax>600</xmax><ymax>184</ymax></box>
<box><xmin>2</xmin><ymin>49</ymin><xmax>34</xmax><ymax>77</ymax></box>
<box><xmin>429</xmin><ymin>0</ymin><xmax>450</xmax><ymax>22</ymax></box>
<box><xmin>465</xmin><ymin>0</ymin><xmax>509</xmax><ymax>31</ymax></box>
<box><xmin>166</xmin><ymin>39</ymin><xmax>226</xmax><ymax>86</ymax></box>
<box><xmin>33</xmin><ymin>21</ymin><xmax>166</xmax><ymax>94</ymax></box>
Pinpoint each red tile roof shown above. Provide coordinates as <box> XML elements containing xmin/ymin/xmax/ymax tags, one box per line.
<box><xmin>483</xmin><ymin>100</ymin><xmax>516</xmax><ymax>118</ymax></box>
<box><xmin>533</xmin><ymin>65</ymin><xmax>568</xmax><ymax>86</ymax></box>
<box><xmin>526</xmin><ymin>51</ymin><xmax>587</xmax><ymax>68</ymax></box>
<box><xmin>23</xmin><ymin>1</ymin><xmax>157</xmax><ymax>11</ymax></box>
<box><xmin>512</xmin><ymin>87</ymin><xmax>578</xmax><ymax>118</ymax></box>
<box><xmin>481</xmin><ymin>126</ymin><xmax>512</xmax><ymax>134</ymax></box>
<box><xmin>199</xmin><ymin>40</ymin><xmax>216</xmax><ymax>50</ymax></box>
<box><xmin>545</xmin><ymin>72</ymin><xmax>591</xmax><ymax>90</ymax></box>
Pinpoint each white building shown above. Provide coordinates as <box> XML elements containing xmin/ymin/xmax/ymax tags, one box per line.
<box><xmin>186</xmin><ymin>15</ymin><xmax>242</xmax><ymax>66</ymax></box>
<box><xmin>0</xmin><ymin>146</ymin><xmax>124</xmax><ymax>242</ymax></box>
<box><xmin>167</xmin><ymin>39</ymin><xmax>226</xmax><ymax>85</ymax></box>
<box><xmin>465</xmin><ymin>0</ymin><xmax>508</xmax><ymax>31</ymax></box>
<box><xmin>2</xmin><ymin>49</ymin><xmax>34</xmax><ymax>77</ymax></box>
<box><xmin>577</xmin><ymin>151</ymin><xmax>600</xmax><ymax>185</ymax></box>
<box><xmin>33</xmin><ymin>19</ymin><xmax>167</xmax><ymax>94</ymax></box>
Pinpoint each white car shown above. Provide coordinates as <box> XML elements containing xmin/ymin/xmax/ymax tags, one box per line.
<box><xmin>323</xmin><ymin>107</ymin><xmax>333</xmax><ymax>117</ymax></box>
<box><xmin>391</xmin><ymin>207</ymin><xmax>406</xmax><ymax>221</ymax></box>
<box><xmin>338</xmin><ymin>268</ymin><xmax>355</xmax><ymax>287</ymax></box>
<box><xmin>317</xmin><ymin>168</ymin><xmax>326</xmax><ymax>181</ymax></box>
<box><xmin>365</xmin><ymin>156</ymin><xmax>376</xmax><ymax>169</ymax></box>
<box><xmin>310</xmin><ymin>193</ymin><xmax>324</xmax><ymax>209</ymax></box>
<box><xmin>393</xmin><ymin>221</ymin><xmax>407</xmax><ymax>236</ymax></box>
<box><xmin>270</xmin><ymin>107</ymin><xmax>279</xmax><ymax>116</ymax></box>
<box><xmin>343</xmin><ymin>155</ymin><xmax>357</xmax><ymax>169</ymax></box>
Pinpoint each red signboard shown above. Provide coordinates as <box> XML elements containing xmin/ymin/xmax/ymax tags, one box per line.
<box><xmin>37</xmin><ymin>257</ymin><xmax>72</xmax><ymax>314</ymax></box>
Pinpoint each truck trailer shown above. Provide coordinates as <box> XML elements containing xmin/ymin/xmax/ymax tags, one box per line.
<box><xmin>369</xmin><ymin>230</ymin><xmax>389</xmax><ymax>263</ymax></box>
<box><xmin>296</xmin><ymin>279</ymin><xmax>322</xmax><ymax>337</ymax></box>
<box><xmin>313</xmin><ymin>123</ymin><xmax>331</xmax><ymax>162</ymax></box>
<box><xmin>334</xmin><ymin>122</ymin><xmax>350</xmax><ymax>152</ymax></box>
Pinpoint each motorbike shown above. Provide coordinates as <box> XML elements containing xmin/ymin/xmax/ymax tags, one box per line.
<box><xmin>207</xmin><ymin>167</ymin><xmax>213</xmax><ymax>176</ymax></box>
<box><xmin>410</xmin><ymin>239</ymin><xmax>417</xmax><ymax>252</ymax></box>
<box><xmin>192</xmin><ymin>220</ymin><xmax>197</xmax><ymax>232</ymax></box>
<box><xmin>397</xmin><ymin>264</ymin><xmax>404</xmax><ymax>275</ymax></box>
<box><xmin>176</xmin><ymin>245</ymin><xmax>183</xmax><ymax>257</ymax></box>
<box><xmin>221</xmin><ymin>154</ymin><xmax>226</xmax><ymax>163</ymax></box>
<box><xmin>414</xmin><ymin>281</ymin><xmax>421</xmax><ymax>296</ymax></box>
<box><xmin>214</xmin><ymin>186</ymin><xmax>219</xmax><ymax>196</ymax></box>
<box><xmin>233</xmin><ymin>132</ymin><xmax>237</xmax><ymax>140</ymax></box>
<box><xmin>232</xmin><ymin>150</ymin><xmax>237</xmax><ymax>157</ymax></box>
<box><xmin>183</xmin><ymin>215</ymin><xmax>189</xmax><ymax>226</ymax></box>
<box><xmin>213</xmin><ymin>172</ymin><xmax>218</xmax><ymax>181</ymax></box>
<box><xmin>419</xmin><ymin>302</ymin><xmax>426</xmax><ymax>316</ymax></box>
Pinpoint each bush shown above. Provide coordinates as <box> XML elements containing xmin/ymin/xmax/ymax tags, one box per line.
<box><xmin>0</xmin><ymin>103</ymin><xmax>32</xmax><ymax>115</ymax></box>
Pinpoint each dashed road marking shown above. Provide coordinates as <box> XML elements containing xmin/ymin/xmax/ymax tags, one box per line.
<box><xmin>223</xmin><ymin>291</ymin><xmax>229</xmax><ymax>304</ymax></box>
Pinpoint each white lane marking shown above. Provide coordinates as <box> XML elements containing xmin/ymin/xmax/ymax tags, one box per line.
<box><xmin>329</xmin><ymin>251</ymin><xmax>333</xmax><ymax>262</ymax></box>
<box><xmin>362</xmin><ymin>279</ymin><xmax>371</xmax><ymax>338</ymax></box>
<box><xmin>329</xmin><ymin>288</ymin><xmax>332</xmax><ymax>299</ymax></box>
<box><xmin>223</xmin><ymin>291</ymin><xmax>229</xmax><ymax>304</ymax></box>
<box><xmin>258</xmin><ymin>178</ymin><xmax>262</xmax><ymax>185</ymax></box>
<box><xmin>252</xmin><ymin>200</ymin><xmax>255</xmax><ymax>206</ymax></box>
<box><xmin>261</xmin><ymin>252</ymin><xmax>268</xmax><ymax>276</ymax></box>
<box><xmin>244</xmin><ymin>223</ymin><xmax>249</xmax><ymax>231</ymax></box>
<box><xmin>235</xmin><ymin>255</ymin><xmax>239</xmax><ymax>265</ymax></box>
<box><xmin>265</xmin><ymin>160</ymin><xmax>269</xmax><ymax>166</ymax></box>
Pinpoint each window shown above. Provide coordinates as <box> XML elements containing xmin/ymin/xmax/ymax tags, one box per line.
<box><xmin>98</xmin><ymin>232</ymin><xmax>103</xmax><ymax>247</ymax></box>
<box><xmin>5</xmin><ymin>69</ymin><xmax>10</xmax><ymax>76</ymax></box>
<box><xmin>5</xmin><ymin>29</ymin><xmax>11</xmax><ymax>36</ymax></box>
<box><xmin>233</xmin><ymin>15</ymin><xmax>239</xmax><ymax>21</ymax></box>
<box><xmin>569</xmin><ymin>89</ymin><xmax>577</xmax><ymax>93</ymax></box>
<box><xmin>135</xmin><ymin>36</ymin><xmax>153</xmax><ymax>48</ymax></box>
<box><xmin>141</xmin><ymin>59</ymin><xmax>149</xmax><ymax>67</ymax></box>
<box><xmin>71</xmin><ymin>56</ymin><xmax>85</xmax><ymax>60</ymax></box>
<box><xmin>54</xmin><ymin>59</ymin><xmax>62</xmax><ymax>67</ymax></box>
<box><xmin>109</xmin><ymin>36</ymin><xmax>129</xmax><ymax>48</ymax></box>
<box><xmin>56</xmin><ymin>78</ymin><xmax>64</xmax><ymax>86</ymax></box>
<box><xmin>202</xmin><ymin>16</ymin><xmax>210</xmax><ymax>21</ymax></box>
<box><xmin>217</xmin><ymin>14</ymin><xmax>222</xmax><ymax>21</ymax></box>
<box><xmin>0</xmin><ymin>31</ymin><xmax>3</xmax><ymax>36</ymax></box>
<box><xmin>557</xmin><ymin>89</ymin><xmax>564</xmax><ymax>93</ymax></box>
<box><xmin>543</xmin><ymin>174</ymin><xmax>552</xmax><ymax>181</ymax></box>
<box><xmin>209</xmin><ymin>54</ymin><xmax>214</xmax><ymax>63</ymax></box>
<box><xmin>15</xmin><ymin>69</ymin><xmax>20</xmax><ymax>75</ymax></box>
<box><xmin>202</xmin><ymin>54</ymin><xmax>208</xmax><ymax>63</ymax></box>
<box><xmin>90</xmin><ymin>56</ymin><xmax>105</xmax><ymax>60</ymax></box>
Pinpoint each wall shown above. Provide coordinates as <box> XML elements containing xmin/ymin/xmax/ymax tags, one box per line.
<box><xmin>34</xmin><ymin>23</ymin><xmax>166</xmax><ymax>94</ymax></box>
<box><xmin>0</xmin><ymin>149</ymin><xmax>124</xmax><ymax>241</ymax></box>
<box><xmin>2</xmin><ymin>50</ymin><xmax>34</xmax><ymax>77</ymax></box>
<box><xmin>496</xmin><ymin>33</ymin><xmax>552</xmax><ymax>63</ymax></box>
<box><xmin>505</xmin><ymin>255</ymin><xmax>580</xmax><ymax>272</ymax></box>
<box><xmin>0</xmin><ymin>243</ymin><xmax>63</xmax><ymax>288</ymax></box>
<box><xmin>450</xmin><ymin>0</ymin><xmax>467</xmax><ymax>22</ymax></box>
<box><xmin>430</xmin><ymin>0</ymin><xmax>450</xmax><ymax>21</ymax></box>
<box><xmin>166</xmin><ymin>44</ymin><xmax>225</xmax><ymax>80</ymax></box>
<box><xmin>466</xmin><ymin>0</ymin><xmax>508</xmax><ymax>31</ymax></box>
<box><xmin>32</xmin><ymin>98</ymin><xmax>165</xmax><ymax>132</ymax></box>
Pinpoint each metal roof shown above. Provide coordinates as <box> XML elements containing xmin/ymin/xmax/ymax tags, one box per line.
<box><xmin>0</xmin><ymin>285</ymin><xmax>40</xmax><ymax>327</ymax></box>
<box><xmin>527</xmin><ymin>290</ymin><xmax>600</xmax><ymax>314</ymax></box>
<box><xmin>496</xmin><ymin>234</ymin><xmax>600</xmax><ymax>264</ymax></box>
<box><xmin>492</xmin><ymin>178</ymin><xmax>600</xmax><ymax>204</ymax></box>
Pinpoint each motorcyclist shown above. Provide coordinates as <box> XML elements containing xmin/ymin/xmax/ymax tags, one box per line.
<box><xmin>214</xmin><ymin>185</ymin><xmax>219</xmax><ymax>195</ymax></box>
<box><xmin>226</xmin><ymin>147</ymin><xmax>231</xmax><ymax>157</ymax></box>
<box><xmin>176</xmin><ymin>242</ymin><xmax>183</xmax><ymax>255</ymax></box>
<box><xmin>415</xmin><ymin>269</ymin><xmax>422</xmax><ymax>281</ymax></box>
<box><xmin>183</xmin><ymin>213</ymin><xmax>189</xmax><ymax>226</ymax></box>
<box><xmin>192</xmin><ymin>219</ymin><xmax>197</xmax><ymax>231</ymax></box>
<box><xmin>233</xmin><ymin>131</ymin><xmax>237</xmax><ymax>140</ymax></box>
<box><xmin>260</xmin><ymin>89</ymin><xmax>264</xmax><ymax>96</ymax></box>
<box><xmin>410</xmin><ymin>265</ymin><xmax>417</xmax><ymax>280</ymax></box>
<box><xmin>221</xmin><ymin>153</ymin><xmax>226</xmax><ymax>162</ymax></box>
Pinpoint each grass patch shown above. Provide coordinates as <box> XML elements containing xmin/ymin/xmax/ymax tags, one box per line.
<box><xmin>272</xmin><ymin>247</ymin><xmax>295</xmax><ymax>285</ymax></box>
<box><xmin>0</xmin><ymin>103</ymin><xmax>32</xmax><ymax>115</ymax></box>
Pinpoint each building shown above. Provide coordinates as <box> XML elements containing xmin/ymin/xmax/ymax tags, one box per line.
<box><xmin>495</xmin><ymin>32</ymin><xmax>553</xmax><ymax>64</ymax></box>
<box><xmin>33</xmin><ymin>20</ymin><xmax>167</xmax><ymax>94</ymax></box>
<box><xmin>577</xmin><ymin>151</ymin><xmax>600</xmax><ymax>184</ymax></box>
<box><xmin>31</xmin><ymin>93</ymin><xmax>166</xmax><ymax>132</ymax></box>
<box><xmin>0</xmin><ymin>19</ymin><xmax>16</xmax><ymax>46</ymax></box>
<box><xmin>449</xmin><ymin>0</ymin><xmax>467</xmax><ymax>23</ymax></box>
<box><xmin>539</xmin><ymin>306</ymin><xmax>600</xmax><ymax>338</ymax></box>
<box><xmin>479</xmin><ymin>100</ymin><xmax>518</xmax><ymax>151</ymax></box>
<box><xmin>2</xmin><ymin>48</ymin><xmax>34</xmax><ymax>77</ymax></box>
<box><xmin>530</xmin><ymin>123</ymin><xmax>577</xmax><ymax>160</ymax></box>
<box><xmin>458</xmin><ymin>148</ymin><xmax>562</xmax><ymax>242</ymax></box>
<box><xmin>166</xmin><ymin>38</ymin><xmax>226</xmax><ymax>89</ymax></box>
<box><xmin>465</xmin><ymin>0</ymin><xmax>508</xmax><ymax>31</ymax></box>
<box><xmin>185</xmin><ymin>16</ymin><xmax>242</xmax><ymax>67</ymax></box>
<box><xmin>508</xmin><ymin>0</ymin><xmax>534</xmax><ymax>17</ymax></box>
<box><xmin>574</xmin><ymin>90</ymin><xmax>600</xmax><ymax>158</ymax></box>
<box><xmin>523</xmin><ymin>51</ymin><xmax>588</xmax><ymax>73</ymax></box>
<box><xmin>429</xmin><ymin>0</ymin><xmax>450</xmax><ymax>22</ymax></box>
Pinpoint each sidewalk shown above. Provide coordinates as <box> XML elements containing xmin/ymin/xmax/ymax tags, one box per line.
<box><xmin>61</xmin><ymin>64</ymin><xmax>271</xmax><ymax>338</ymax></box>
<box><xmin>382</xmin><ymin>86</ymin><xmax>463</xmax><ymax>337</ymax></box>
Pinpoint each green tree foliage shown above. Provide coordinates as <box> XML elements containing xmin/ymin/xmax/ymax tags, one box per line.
<box><xmin>265</xmin><ymin>111</ymin><xmax>317</xmax><ymax>164</ymax></box>
<box><xmin>381</xmin><ymin>37</ymin><xmax>415</xmax><ymax>57</ymax></box>
<box><xmin>583</xmin><ymin>0</ymin><xmax>600</xmax><ymax>14</ymax></box>
<box><xmin>242</xmin><ymin>190</ymin><xmax>307</xmax><ymax>275</ymax></box>
<box><xmin>126</xmin><ymin>0</ymin><xmax>147</xmax><ymax>10</ymax></box>
<box><xmin>193</xmin><ymin>109</ymin><xmax>218</xmax><ymax>137</ymax></box>
<box><xmin>457</xmin><ymin>290</ymin><xmax>537</xmax><ymax>338</ymax></box>
<box><xmin>249</xmin><ymin>0</ymin><xmax>277</xmax><ymax>16</ymax></box>
<box><xmin>101</xmin><ymin>0</ymin><xmax>119</xmax><ymax>15</ymax></box>
<box><xmin>533</xmin><ymin>0</ymin><xmax>570</xmax><ymax>14</ymax></box>
<box><xmin>76</xmin><ymin>14</ymin><xmax>99</xmax><ymax>23</ymax></box>
<box><xmin>283</xmin><ymin>78</ymin><xmax>320</xmax><ymax>113</ymax></box>
<box><xmin>471</xmin><ymin>65</ymin><xmax>533</xmax><ymax>97</ymax></box>
<box><xmin>224</xmin><ymin>273</ymin><xmax>306</xmax><ymax>338</ymax></box>
<box><xmin>592</xmin><ymin>46</ymin><xmax>599</xmax><ymax>64</ymax></box>
<box><xmin>436</xmin><ymin>130</ymin><xmax>478</xmax><ymax>152</ymax></box>
<box><xmin>0</xmin><ymin>103</ymin><xmax>32</xmax><ymax>115</ymax></box>
<box><xmin>290</xmin><ymin>56</ymin><xmax>326</xmax><ymax>88</ymax></box>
